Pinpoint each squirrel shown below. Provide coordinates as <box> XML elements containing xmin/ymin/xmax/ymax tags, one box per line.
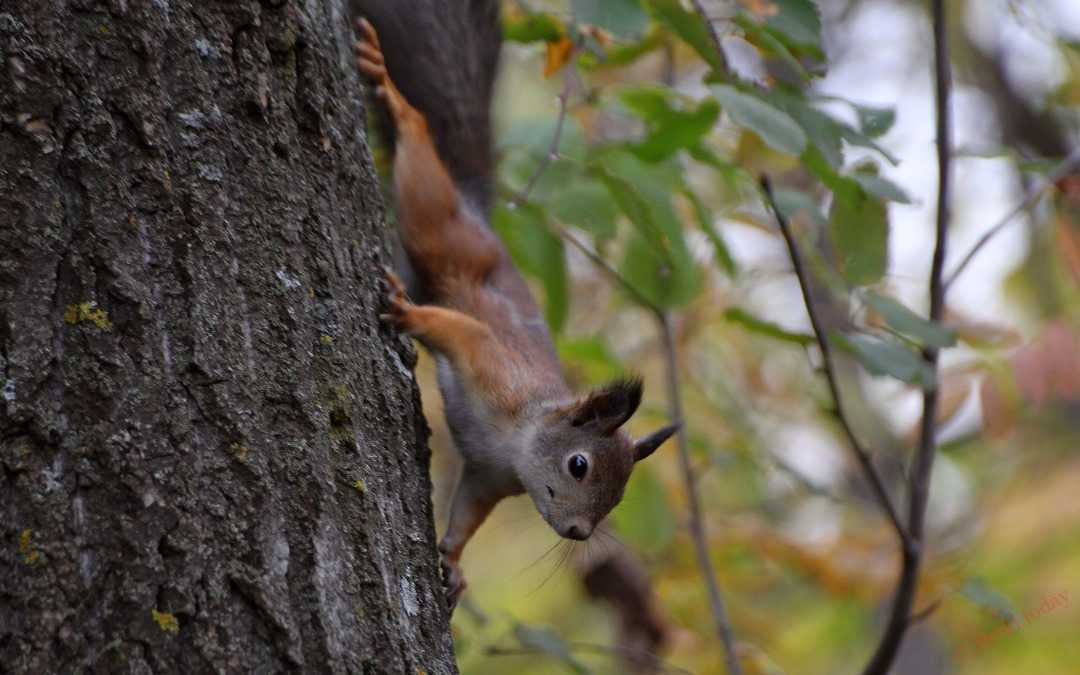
<box><xmin>351</xmin><ymin>2</ymin><xmax>678</xmax><ymax>611</ymax></box>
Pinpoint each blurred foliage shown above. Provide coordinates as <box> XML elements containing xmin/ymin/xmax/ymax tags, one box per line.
<box><xmin>391</xmin><ymin>0</ymin><xmax>1080</xmax><ymax>673</ymax></box>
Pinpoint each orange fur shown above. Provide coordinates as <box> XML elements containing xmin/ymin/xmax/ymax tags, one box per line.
<box><xmin>381</xmin><ymin>268</ymin><xmax>528</xmax><ymax>414</ymax></box>
<box><xmin>357</xmin><ymin>18</ymin><xmax>564</xmax><ymax>413</ymax></box>
<box><xmin>357</xmin><ymin>18</ymin><xmax>500</xmax><ymax>289</ymax></box>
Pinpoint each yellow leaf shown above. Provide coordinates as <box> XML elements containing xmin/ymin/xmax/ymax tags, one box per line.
<box><xmin>543</xmin><ymin>38</ymin><xmax>574</xmax><ymax>78</ymax></box>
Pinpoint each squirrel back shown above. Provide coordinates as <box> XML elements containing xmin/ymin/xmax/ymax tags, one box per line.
<box><xmin>350</xmin><ymin>0</ymin><xmax>501</xmax><ymax>211</ymax></box>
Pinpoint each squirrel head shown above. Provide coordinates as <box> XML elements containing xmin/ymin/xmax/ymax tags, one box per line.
<box><xmin>520</xmin><ymin>377</ymin><xmax>678</xmax><ymax>541</ymax></box>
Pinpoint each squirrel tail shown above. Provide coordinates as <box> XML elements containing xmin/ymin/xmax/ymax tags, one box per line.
<box><xmin>351</xmin><ymin>0</ymin><xmax>501</xmax><ymax>212</ymax></box>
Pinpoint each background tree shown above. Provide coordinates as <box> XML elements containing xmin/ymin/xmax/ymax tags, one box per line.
<box><xmin>0</xmin><ymin>1</ymin><xmax>455</xmax><ymax>672</ymax></box>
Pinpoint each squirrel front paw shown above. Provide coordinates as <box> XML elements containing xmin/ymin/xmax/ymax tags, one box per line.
<box><xmin>439</xmin><ymin>552</ymin><xmax>468</xmax><ymax>613</ymax></box>
<box><xmin>379</xmin><ymin>266</ymin><xmax>415</xmax><ymax>332</ymax></box>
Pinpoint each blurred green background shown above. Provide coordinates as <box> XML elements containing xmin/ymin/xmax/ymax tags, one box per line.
<box><xmin>374</xmin><ymin>1</ymin><xmax>1080</xmax><ymax>673</ymax></box>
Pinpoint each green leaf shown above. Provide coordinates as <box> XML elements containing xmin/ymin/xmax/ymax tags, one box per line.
<box><xmin>772</xmin><ymin>187</ymin><xmax>827</xmax><ymax>227</ymax></box>
<box><xmin>503</xmin><ymin>13</ymin><xmax>563</xmax><ymax>43</ymax></box>
<box><xmin>856</xmin><ymin>104</ymin><xmax>896</xmax><ymax>138</ymax></box>
<box><xmin>648</xmin><ymin>0</ymin><xmax>725</xmax><ymax>72</ymax></box>
<box><xmin>550</xmin><ymin>180</ymin><xmax>619</xmax><ymax>239</ymax></box>
<box><xmin>960</xmin><ymin>578</ymin><xmax>1020</xmax><ymax>626</ymax></box>
<box><xmin>597</xmin><ymin>170</ymin><xmax>668</xmax><ymax>255</ymax></box>
<box><xmin>724</xmin><ymin>308</ymin><xmax>814</xmax><ymax>345</ymax></box>
<box><xmin>572</xmin><ymin>0</ymin><xmax>649</xmax><ymax>39</ymax></box>
<box><xmin>500</xmin><ymin>117</ymin><xmax>586</xmax><ymax>163</ymax></box>
<box><xmin>596</xmin><ymin>155</ymin><xmax>703</xmax><ymax>308</ymax></box>
<box><xmin>835</xmin><ymin>333</ymin><xmax>936</xmax><ymax>389</ymax></box>
<box><xmin>686</xmin><ymin>141</ymin><xmax>738</xmax><ymax>173</ymax></box>
<box><xmin>684</xmin><ymin>188</ymin><xmax>737</xmax><ymax>277</ymax></box>
<box><xmin>765</xmin><ymin>89</ymin><xmax>844</xmax><ymax>166</ymax></box>
<box><xmin>492</xmin><ymin>204</ymin><xmax>569</xmax><ymax>333</ymax></box>
<box><xmin>499</xmin><ymin>118</ymin><xmax>585</xmax><ymax>203</ymax></box>
<box><xmin>810</xmin><ymin>96</ymin><xmax>898</xmax><ymax>139</ymax></box>
<box><xmin>766</xmin><ymin>0</ymin><xmax>822</xmax><ymax>49</ymax></box>
<box><xmin>558</xmin><ymin>337</ymin><xmax>624</xmax><ymax>383</ymax></box>
<box><xmin>850</xmin><ymin>171</ymin><xmax>912</xmax><ymax>204</ymax></box>
<box><xmin>610</xmin><ymin>464</ymin><xmax>674</xmax><ymax>554</ymax></box>
<box><xmin>829</xmin><ymin>178</ymin><xmax>888</xmax><ymax>286</ymax></box>
<box><xmin>620</xmin><ymin>86</ymin><xmax>721</xmax><ymax>162</ymax></box>
<box><xmin>581</xmin><ymin>30</ymin><xmax>664</xmax><ymax>68</ymax></box>
<box><xmin>734</xmin><ymin>12</ymin><xmax>809</xmax><ymax>83</ymax></box>
<box><xmin>864</xmin><ymin>291</ymin><xmax>956</xmax><ymax>348</ymax></box>
<box><xmin>512</xmin><ymin>624</ymin><xmax>591</xmax><ymax>674</ymax></box>
<box><xmin>713</xmin><ymin>85</ymin><xmax>807</xmax><ymax>156</ymax></box>
<box><xmin>838</xmin><ymin>122</ymin><xmax>899</xmax><ymax>165</ymax></box>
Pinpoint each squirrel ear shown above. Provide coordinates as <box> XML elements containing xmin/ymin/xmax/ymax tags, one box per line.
<box><xmin>633</xmin><ymin>424</ymin><xmax>679</xmax><ymax>462</ymax></box>
<box><xmin>569</xmin><ymin>377</ymin><xmax>643</xmax><ymax>435</ymax></box>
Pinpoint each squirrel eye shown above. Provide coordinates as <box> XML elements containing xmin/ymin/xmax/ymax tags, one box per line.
<box><xmin>568</xmin><ymin>454</ymin><xmax>588</xmax><ymax>481</ymax></box>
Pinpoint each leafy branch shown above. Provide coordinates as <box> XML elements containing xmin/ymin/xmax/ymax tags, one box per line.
<box><xmin>738</xmin><ymin>0</ymin><xmax>963</xmax><ymax>671</ymax></box>
<box><xmin>512</xmin><ymin>62</ymin><xmax>575</xmax><ymax>208</ymax></box>
<box><xmin>761</xmin><ymin>1</ymin><xmax>953</xmax><ymax>672</ymax></box>
<box><xmin>760</xmin><ymin>177</ymin><xmax>908</xmax><ymax>541</ymax></box>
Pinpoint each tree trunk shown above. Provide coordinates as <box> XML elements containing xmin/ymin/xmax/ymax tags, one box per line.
<box><xmin>0</xmin><ymin>1</ymin><xmax>455</xmax><ymax>672</ymax></box>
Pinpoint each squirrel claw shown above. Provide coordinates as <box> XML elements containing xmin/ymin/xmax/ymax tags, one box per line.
<box><xmin>382</xmin><ymin>266</ymin><xmax>407</xmax><ymax>296</ymax></box>
<box><xmin>380</xmin><ymin>267</ymin><xmax>412</xmax><ymax>330</ymax></box>
<box><xmin>354</xmin><ymin>18</ymin><xmax>388</xmax><ymax>83</ymax></box>
<box><xmin>440</xmin><ymin>556</ymin><xmax>467</xmax><ymax>613</ymax></box>
<box><xmin>355</xmin><ymin>17</ymin><xmax>382</xmax><ymax>52</ymax></box>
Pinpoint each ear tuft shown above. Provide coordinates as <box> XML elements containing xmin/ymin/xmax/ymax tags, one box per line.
<box><xmin>569</xmin><ymin>376</ymin><xmax>644</xmax><ymax>435</ymax></box>
<box><xmin>633</xmin><ymin>423</ymin><xmax>679</xmax><ymax>462</ymax></box>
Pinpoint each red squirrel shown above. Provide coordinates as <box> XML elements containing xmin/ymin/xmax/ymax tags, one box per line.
<box><xmin>352</xmin><ymin>6</ymin><xmax>677</xmax><ymax>611</ymax></box>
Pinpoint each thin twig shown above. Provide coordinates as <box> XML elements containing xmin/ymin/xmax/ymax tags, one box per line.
<box><xmin>945</xmin><ymin>145</ymin><xmax>1080</xmax><ymax>288</ymax></box>
<box><xmin>511</xmin><ymin>66</ymin><xmax>573</xmax><ymax>208</ymax></box>
<box><xmin>908</xmin><ymin>597</ymin><xmax>944</xmax><ymax>626</ymax></box>
<box><xmin>657</xmin><ymin>312</ymin><xmax>743</xmax><ymax>675</ymax></box>
<box><xmin>553</xmin><ymin>184</ymin><xmax>742</xmax><ymax>675</ymax></box>
<box><xmin>522</xmin><ymin>30</ymin><xmax>740</xmax><ymax>671</ymax></box>
<box><xmin>860</xmin><ymin>1</ymin><xmax>952</xmax><ymax>672</ymax></box>
<box><xmin>554</xmin><ymin>223</ymin><xmax>662</xmax><ymax>313</ymax></box>
<box><xmin>760</xmin><ymin>178</ymin><xmax>908</xmax><ymax>542</ymax></box>
<box><xmin>689</xmin><ymin>0</ymin><xmax>730</xmax><ymax>72</ymax></box>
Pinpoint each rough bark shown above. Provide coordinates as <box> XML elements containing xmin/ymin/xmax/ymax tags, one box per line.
<box><xmin>0</xmin><ymin>1</ymin><xmax>455</xmax><ymax>672</ymax></box>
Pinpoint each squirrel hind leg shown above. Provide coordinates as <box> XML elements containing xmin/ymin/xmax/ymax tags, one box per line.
<box><xmin>355</xmin><ymin>17</ymin><xmax>382</xmax><ymax>52</ymax></box>
<box><xmin>354</xmin><ymin>18</ymin><xmax>412</xmax><ymax>124</ymax></box>
<box><xmin>354</xmin><ymin>25</ymin><xmax>388</xmax><ymax>91</ymax></box>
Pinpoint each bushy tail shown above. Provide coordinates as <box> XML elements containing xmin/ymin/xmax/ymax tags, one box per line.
<box><xmin>350</xmin><ymin>0</ymin><xmax>501</xmax><ymax>211</ymax></box>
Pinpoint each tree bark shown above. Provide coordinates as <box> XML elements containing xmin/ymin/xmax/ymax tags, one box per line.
<box><xmin>0</xmin><ymin>1</ymin><xmax>455</xmax><ymax>672</ymax></box>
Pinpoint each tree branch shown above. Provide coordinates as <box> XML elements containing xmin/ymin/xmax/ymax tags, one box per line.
<box><xmin>759</xmin><ymin>178</ymin><xmax>908</xmax><ymax>542</ymax></box>
<box><xmin>944</xmin><ymin>146</ymin><xmax>1080</xmax><ymax>289</ymax></box>
<box><xmin>553</xmin><ymin>224</ymin><xmax>662</xmax><ymax>314</ymax></box>
<box><xmin>860</xmin><ymin>1</ymin><xmax>952</xmax><ymax>671</ymax></box>
<box><xmin>908</xmin><ymin>597</ymin><xmax>944</xmax><ymax>627</ymax></box>
<box><xmin>689</xmin><ymin>0</ymin><xmax>730</xmax><ymax>72</ymax></box>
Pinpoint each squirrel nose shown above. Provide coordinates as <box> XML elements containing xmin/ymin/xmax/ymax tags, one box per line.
<box><xmin>564</xmin><ymin>524</ymin><xmax>590</xmax><ymax>540</ymax></box>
